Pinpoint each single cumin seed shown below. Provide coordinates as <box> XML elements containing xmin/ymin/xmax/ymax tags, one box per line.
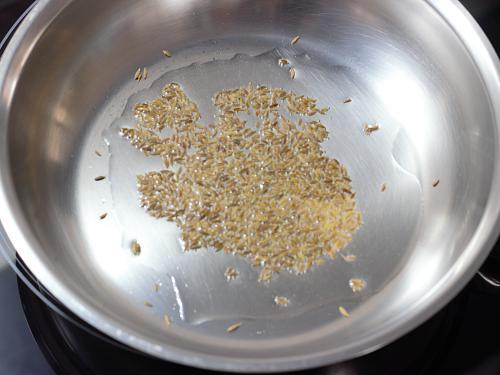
<box><xmin>134</xmin><ymin>68</ymin><xmax>142</xmax><ymax>81</ymax></box>
<box><xmin>339</xmin><ymin>306</ymin><xmax>350</xmax><ymax>318</ymax></box>
<box><xmin>131</xmin><ymin>240</ymin><xmax>141</xmax><ymax>256</ymax></box>
<box><xmin>289</xmin><ymin>67</ymin><xmax>296</xmax><ymax>80</ymax></box>
<box><xmin>143</xmin><ymin>67</ymin><xmax>148</xmax><ymax>80</ymax></box>
<box><xmin>364</xmin><ymin>124</ymin><xmax>380</xmax><ymax>135</ymax></box>
<box><xmin>164</xmin><ymin>314</ymin><xmax>172</xmax><ymax>327</ymax></box>
<box><xmin>154</xmin><ymin>282</ymin><xmax>161</xmax><ymax>292</ymax></box>
<box><xmin>94</xmin><ymin>176</ymin><xmax>106</xmax><ymax>181</ymax></box>
<box><xmin>278</xmin><ymin>58</ymin><xmax>290</xmax><ymax>68</ymax></box>
<box><xmin>99</xmin><ymin>213</ymin><xmax>108</xmax><ymax>220</ymax></box>
<box><xmin>144</xmin><ymin>301</ymin><xmax>153</xmax><ymax>308</ymax></box>
<box><xmin>162</xmin><ymin>50</ymin><xmax>172</xmax><ymax>58</ymax></box>
<box><xmin>226</xmin><ymin>322</ymin><xmax>242</xmax><ymax>333</ymax></box>
<box><xmin>291</xmin><ymin>35</ymin><xmax>301</xmax><ymax>45</ymax></box>
<box><xmin>349</xmin><ymin>278</ymin><xmax>366</xmax><ymax>292</ymax></box>
<box><xmin>432</xmin><ymin>179</ymin><xmax>440</xmax><ymax>187</ymax></box>
<box><xmin>343</xmin><ymin>98</ymin><xmax>353</xmax><ymax>104</ymax></box>
<box><xmin>341</xmin><ymin>254</ymin><xmax>357</xmax><ymax>263</ymax></box>
<box><xmin>274</xmin><ymin>296</ymin><xmax>290</xmax><ymax>306</ymax></box>
<box><xmin>95</xmin><ymin>150</ymin><xmax>102</xmax><ymax>157</ymax></box>
<box><xmin>380</xmin><ymin>183</ymin><xmax>387</xmax><ymax>192</ymax></box>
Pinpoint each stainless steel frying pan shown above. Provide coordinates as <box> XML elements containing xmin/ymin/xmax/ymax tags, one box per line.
<box><xmin>0</xmin><ymin>0</ymin><xmax>499</xmax><ymax>372</ymax></box>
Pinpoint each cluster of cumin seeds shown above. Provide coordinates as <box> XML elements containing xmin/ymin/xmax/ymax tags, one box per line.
<box><xmin>121</xmin><ymin>82</ymin><xmax>362</xmax><ymax>282</ymax></box>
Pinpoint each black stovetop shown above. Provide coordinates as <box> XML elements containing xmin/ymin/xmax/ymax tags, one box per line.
<box><xmin>1</xmin><ymin>1</ymin><xmax>500</xmax><ymax>374</ymax></box>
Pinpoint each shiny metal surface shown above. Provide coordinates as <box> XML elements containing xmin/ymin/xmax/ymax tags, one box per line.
<box><xmin>0</xmin><ymin>0</ymin><xmax>499</xmax><ymax>372</ymax></box>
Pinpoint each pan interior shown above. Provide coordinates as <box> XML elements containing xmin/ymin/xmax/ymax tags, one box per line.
<box><xmin>4</xmin><ymin>0</ymin><xmax>497</xmax><ymax>369</ymax></box>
